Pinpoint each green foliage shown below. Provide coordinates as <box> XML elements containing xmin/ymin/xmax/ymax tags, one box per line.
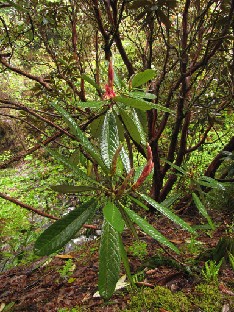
<box><xmin>98</xmin><ymin>220</ymin><xmax>121</xmax><ymax>300</ymax></box>
<box><xmin>125</xmin><ymin>283</ymin><xmax>234</xmax><ymax>312</ymax></box>
<box><xmin>207</xmin><ymin>183</ymin><xmax>234</xmax><ymax>212</ymax></box>
<box><xmin>192</xmin><ymin>283</ymin><xmax>233</xmax><ymax>312</ymax></box>
<box><xmin>57</xmin><ymin>307</ymin><xmax>86</xmax><ymax>312</ymax></box>
<box><xmin>229</xmin><ymin>252</ymin><xmax>234</xmax><ymax>270</ymax></box>
<box><xmin>124</xmin><ymin>286</ymin><xmax>191</xmax><ymax>312</ymax></box>
<box><xmin>201</xmin><ymin>259</ymin><xmax>223</xmax><ymax>283</ymax></box>
<box><xmin>183</xmin><ymin>236</ymin><xmax>204</xmax><ymax>255</ymax></box>
<box><xmin>34</xmin><ymin>199</ymin><xmax>98</xmax><ymax>256</ymax></box>
<box><xmin>192</xmin><ymin>193</ymin><xmax>215</xmax><ymax>230</ymax></box>
<box><xmin>34</xmin><ymin>75</ymin><xmax>198</xmax><ymax>299</ymax></box>
<box><xmin>131</xmin><ymin>69</ymin><xmax>156</xmax><ymax>88</ymax></box>
<box><xmin>128</xmin><ymin>241</ymin><xmax>148</xmax><ymax>260</ymax></box>
<box><xmin>58</xmin><ymin>259</ymin><xmax>76</xmax><ymax>279</ymax></box>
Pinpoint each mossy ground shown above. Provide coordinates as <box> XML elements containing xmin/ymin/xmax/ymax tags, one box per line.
<box><xmin>124</xmin><ymin>283</ymin><xmax>233</xmax><ymax>312</ymax></box>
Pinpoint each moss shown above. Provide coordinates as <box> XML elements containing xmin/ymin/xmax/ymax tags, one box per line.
<box><xmin>191</xmin><ymin>283</ymin><xmax>234</xmax><ymax>312</ymax></box>
<box><xmin>124</xmin><ymin>286</ymin><xmax>191</xmax><ymax>312</ymax></box>
<box><xmin>124</xmin><ymin>283</ymin><xmax>234</xmax><ymax>312</ymax></box>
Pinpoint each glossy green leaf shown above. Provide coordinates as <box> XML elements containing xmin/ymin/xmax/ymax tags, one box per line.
<box><xmin>119</xmin><ymin>108</ymin><xmax>142</xmax><ymax>145</ymax></box>
<box><xmin>98</xmin><ymin>220</ymin><xmax>121</xmax><ymax>300</ymax></box>
<box><xmin>131</xmin><ymin>69</ymin><xmax>156</xmax><ymax>88</ymax></box>
<box><xmin>120</xmin><ymin>146</ymin><xmax>131</xmax><ymax>174</ymax></box>
<box><xmin>34</xmin><ymin>199</ymin><xmax>98</xmax><ymax>256</ymax></box>
<box><xmin>129</xmin><ymin>91</ymin><xmax>156</xmax><ymax>100</ymax></box>
<box><xmin>81</xmin><ymin>73</ymin><xmax>102</xmax><ymax>92</ymax></box>
<box><xmin>197</xmin><ymin>176</ymin><xmax>226</xmax><ymax>190</ymax></box>
<box><xmin>89</xmin><ymin>115</ymin><xmax>105</xmax><ymax>139</ymax></box>
<box><xmin>51</xmin><ymin>185</ymin><xmax>98</xmax><ymax>193</ymax></box>
<box><xmin>135</xmin><ymin>109</ymin><xmax>148</xmax><ymax>134</ymax></box>
<box><xmin>128</xmin><ymin>195</ymin><xmax>149</xmax><ymax>210</ymax></box>
<box><xmin>140</xmin><ymin>193</ymin><xmax>196</xmax><ymax>234</ymax></box>
<box><xmin>123</xmin><ymin>206</ymin><xmax>179</xmax><ymax>253</ymax></box>
<box><xmin>161</xmin><ymin>194</ymin><xmax>180</xmax><ymax>208</ymax></box>
<box><xmin>192</xmin><ymin>193</ymin><xmax>215</xmax><ymax>230</ymax></box>
<box><xmin>116</xmin><ymin>96</ymin><xmax>154</xmax><ymax>111</ymax></box>
<box><xmin>118</xmin><ymin>234</ymin><xmax>133</xmax><ymax>285</ymax></box>
<box><xmin>162</xmin><ymin>159</ymin><xmax>187</xmax><ymax>175</ymax></box>
<box><xmin>115</xmin><ymin>114</ymin><xmax>125</xmax><ymax>142</ymax></box>
<box><xmin>100</xmin><ymin>111</ymin><xmax>120</xmax><ymax>169</ymax></box>
<box><xmin>103</xmin><ymin>201</ymin><xmax>125</xmax><ymax>233</ymax></box>
<box><xmin>132</xmin><ymin>109</ymin><xmax>147</xmax><ymax>146</ymax></box>
<box><xmin>155</xmin><ymin>103</ymin><xmax>173</xmax><ymax>113</ymax></box>
<box><xmin>51</xmin><ymin>101</ymin><xmax>106</xmax><ymax>171</ymax></box>
<box><xmin>76</xmin><ymin>101</ymin><xmax>105</xmax><ymax>109</ymax></box>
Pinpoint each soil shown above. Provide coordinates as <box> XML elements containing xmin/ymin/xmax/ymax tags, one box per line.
<box><xmin>0</xmin><ymin>211</ymin><xmax>234</xmax><ymax>312</ymax></box>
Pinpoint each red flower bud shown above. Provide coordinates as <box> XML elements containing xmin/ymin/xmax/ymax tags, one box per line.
<box><xmin>103</xmin><ymin>60</ymin><xmax>116</xmax><ymax>99</ymax></box>
<box><xmin>104</xmin><ymin>84</ymin><xmax>116</xmax><ymax>99</ymax></box>
<box><xmin>132</xmin><ymin>144</ymin><xmax>154</xmax><ymax>190</ymax></box>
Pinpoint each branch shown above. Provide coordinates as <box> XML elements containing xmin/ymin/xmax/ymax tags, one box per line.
<box><xmin>0</xmin><ymin>98</ymin><xmax>75</xmax><ymax>139</ymax></box>
<box><xmin>205</xmin><ymin>136</ymin><xmax>234</xmax><ymax>178</ymax></box>
<box><xmin>0</xmin><ymin>192</ymin><xmax>59</xmax><ymax>220</ymax></box>
<box><xmin>0</xmin><ymin>57</ymin><xmax>52</xmax><ymax>90</ymax></box>
<box><xmin>0</xmin><ymin>192</ymin><xmax>100</xmax><ymax>230</ymax></box>
<box><xmin>186</xmin><ymin>125</ymin><xmax>212</xmax><ymax>153</ymax></box>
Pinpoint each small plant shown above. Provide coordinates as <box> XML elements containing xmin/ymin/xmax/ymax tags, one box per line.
<box><xmin>185</xmin><ymin>236</ymin><xmax>203</xmax><ymax>255</ymax></box>
<box><xmin>228</xmin><ymin>252</ymin><xmax>234</xmax><ymax>270</ymax></box>
<box><xmin>201</xmin><ymin>259</ymin><xmax>223</xmax><ymax>282</ymax></box>
<box><xmin>34</xmin><ymin>68</ymin><xmax>197</xmax><ymax>300</ymax></box>
<box><xmin>128</xmin><ymin>240</ymin><xmax>148</xmax><ymax>260</ymax></box>
<box><xmin>58</xmin><ymin>259</ymin><xmax>76</xmax><ymax>279</ymax></box>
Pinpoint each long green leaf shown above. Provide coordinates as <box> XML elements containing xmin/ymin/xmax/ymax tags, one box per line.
<box><xmin>103</xmin><ymin>201</ymin><xmax>125</xmax><ymax>233</ymax></box>
<box><xmin>192</xmin><ymin>193</ymin><xmax>215</xmax><ymax>230</ymax></box>
<box><xmin>119</xmin><ymin>108</ymin><xmax>142</xmax><ymax>144</ymax></box>
<box><xmin>51</xmin><ymin>185</ymin><xmax>98</xmax><ymax>193</ymax></box>
<box><xmin>98</xmin><ymin>220</ymin><xmax>121</xmax><ymax>300</ymax></box>
<box><xmin>118</xmin><ymin>234</ymin><xmax>133</xmax><ymax>285</ymax></box>
<box><xmin>140</xmin><ymin>194</ymin><xmax>196</xmax><ymax>234</ymax></box>
<box><xmin>162</xmin><ymin>159</ymin><xmax>187</xmax><ymax>175</ymax></box>
<box><xmin>161</xmin><ymin>194</ymin><xmax>180</xmax><ymax>208</ymax></box>
<box><xmin>100</xmin><ymin>111</ymin><xmax>120</xmax><ymax>169</ymax></box>
<box><xmin>51</xmin><ymin>101</ymin><xmax>106</xmax><ymax>171</ymax></box>
<box><xmin>81</xmin><ymin>73</ymin><xmax>102</xmax><ymax>92</ymax></box>
<box><xmin>128</xmin><ymin>195</ymin><xmax>149</xmax><ymax>211</ymax></box>
<box><xmin>76</xmin><ymin>101</ymin><xmax>105</xmax><ymax>109</ymax></box>
<box><xmin>132</xmin><ymin>109</ymin><xmax>147</xmax><ymax>146</ymax></box>
<box><xmin>89</xmin><ymin>115</ymin><xmax>105</xmax><ymax>139</ymax></box>
<box><xmin>131</xmin><ymin>69</ymin><xmax>156</xmax><ymax>88</ymax></box>
<box><xmin>34</xmin><ymin>199</ymin><xmax>98</xmax><ymax>256</ymax></box>
<box><xmin>129</xmin><ymin>91</ymin><xmax>156</xmax><ymax>100</ymax></box>
<box><xmin>116</xmin><ymin>96</ymin><xmax>154</xmax><ymax>111</ymax></box>
<box><xmin>120</xmin><ymin>146</ymin><xmax>131</xmax><ymax>174</ymax></box>
<box><xmin>123</xmin><ymin>206</ymin><xmax>179</xmax><ymax>253</ymax></box>
<box><xmin>197</xmin><ymin>176</ymin><xmax>226</xmax><ymax>190</ymax></box>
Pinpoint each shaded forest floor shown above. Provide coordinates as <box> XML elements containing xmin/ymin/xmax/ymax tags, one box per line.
<box><xmin>0</xmin><ymin>210</ymin><xmax>234</xmax><ymax>312</ymax></box>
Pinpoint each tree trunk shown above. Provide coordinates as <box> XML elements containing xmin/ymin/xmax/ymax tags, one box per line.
<box><xmin>205</xmin><ymin>136</ymin><xmax>234</xmax><ymax>178</ymax></box>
